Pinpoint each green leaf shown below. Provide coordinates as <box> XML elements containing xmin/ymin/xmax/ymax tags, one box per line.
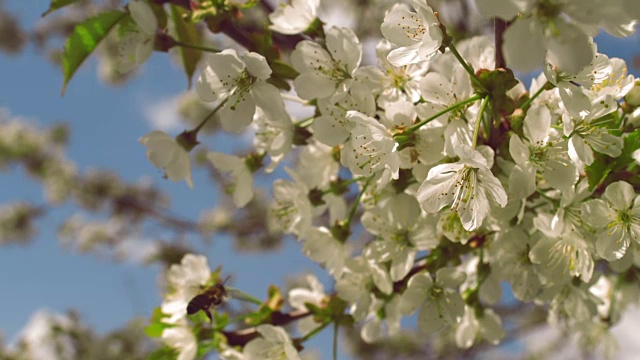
<box><xmin>42</xmin><ymin>0</ymin><xmax>83</xmax><ymax>17</ymax></box>
<box><xmin>585</xmin><ymin>130</ymin><xmax>640</xmax><ymax>191</ymax></box>
<box><xmin>147</xmin><ymin>347</ymin><xmax>178</xmax><ymax>360</ymax></box>
<box><xmin>61</xmin><ymin>10</ymin><xmax>127</xmax><ymax>95</ymax></box>
<box><xmin>170</xmin><ymin>5</ymin><xmax>203</xmax><ymax>88</ymax></box>
<box><xmin>144</xmin><ymin>322</ymin><xmax>170</xmax><ymax>338</ymax></box>
<box><xmin>145</xmin><ymin>307</ymin><xmax>172</xmax><ymax>337</ymax></box>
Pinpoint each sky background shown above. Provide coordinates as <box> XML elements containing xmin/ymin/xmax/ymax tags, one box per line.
<box><xmin>0</xmin><ymin>1</ymin><xmax>639</xmax><ymax>359</ymax></box>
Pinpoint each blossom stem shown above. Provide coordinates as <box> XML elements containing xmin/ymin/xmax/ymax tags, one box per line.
<box><xmin>521</xmin><ymin>81</ymin><xmax>550</xmax><ymax>111</ymax></box>
<box><xmin>472</xmin><ymin>96</ymin><xmax>490</xmax><ymax>149</ymax></box>
<box><xmin>192</xmin><ymin>98</ymin><xmax>228</xmax><ymax>134</ymax></box>
<box><xmin>282</xmin><ymin>93</ymin><xmax>309</xmax><ymax>105</ymax></box>
<box><xmin>402</xmin><ymin>94</ymin><xmax>482</xmax><ymax>135</ymax></box>
<box><xmin>333</xmin><ymin>321</ymin><xmax>339</xmax><ymax>360</ymax></box>
<box><xmin>447</xmin><ymin>43</ymin><xmax>486</xmax><ymax>93</ymax></box>
<box><xmin>300</xmin><ymin>321</ymin><xmax>331</xmax><ymax>342</ymax></box>
<box><xmin>172</xmin><ymin>40</ymin><xmax>221</xmax><ymax>53</ymax></box>
<box><xmin>343</xmin><ymin>177</ymin><xmax>372</xmax><ymax>230</ymax></box>
<box><xmin>294</xmin><ymin>115</ymin><xmax>314</xmax><ymax>127</ymax></box>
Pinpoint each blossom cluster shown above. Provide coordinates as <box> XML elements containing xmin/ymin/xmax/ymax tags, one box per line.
<box><xmin>125</xmin><ymin>0</ymin><xmax>640</xmax><ymax>358</ymax></box>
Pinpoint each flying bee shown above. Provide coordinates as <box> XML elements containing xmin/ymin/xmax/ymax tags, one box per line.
<box><xmin>187</xmin><ymin>276</ymin><xmax>231</xmax><ymax>323</ymax></box>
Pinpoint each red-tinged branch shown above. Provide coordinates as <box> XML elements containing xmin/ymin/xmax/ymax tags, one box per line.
<box><xmin>494</xmin><ymin>18</ymin><xmax>507</xmax><ymax>69</ymax></box>
<box><xmin>220</xmin><ymin>309</ymin><xmax>312</xmax><ymax>346</ymax></box>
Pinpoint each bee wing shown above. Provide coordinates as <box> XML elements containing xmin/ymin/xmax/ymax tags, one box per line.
<box><xmin>224</xmin><ymin>287</ymin><xmax>262</xmax><ymax>305</ymax></box>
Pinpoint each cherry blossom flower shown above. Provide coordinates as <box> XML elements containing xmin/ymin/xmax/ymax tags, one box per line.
<box><xmin>268</xmin><ymin>0</ymin><xmax>319</xmax><ymax>35</ymax></box>
<box><xmin>117</xmin><ymin>0</ymin><xmax>157</xmax><ymax>73</ymax></box>
<box><xmin>340</xmin><ymin>111</ymin><xmax>400</xmax><ymax>183</ymax></box>
<box><xmin>207</xmin><ymin>152</ymin><xmax>254</xmax><ymax>208</ymax></box>
<box><xmin>161</xmin><ymin>254</ymin><xmax>210</xmax><ymax>324</ymax></box>
<box><xmin>291</xmin><ymin>27</ymin><xmax>362</xmax><ymax>102</ymax></box>
<box><xmin>454</xmin><ymin>306</ymin><xmax>504</xmax><ymax>349</ymax></box>
<box><xmin>196</xmin><ymin>49</ymin><xmax>286</xmax><ymax>133</ymax></box>
<box><xmin>508</xmin><ymin>105</ymin><xmax>577</xmax><ymax>199</ymax></box>
<box><xmin>380</xmin><ymin>0</ymin><xmax>443</xmax><ymax>67</ymax></box>
<box><xmin>416</xmin><ymin>144</ymin><xmax>508</xmax><ymax>231</ymax></box>
<box><xmin>562</xmin><ymin>93</ymin><xmax>622</xmax><ymax>165</ymax></box>
<box><xmin>162</xmin><ymin>326</ymin><xmax>197</xmax><ymax>360</ymax></box>
<box><xmin>243</xmin><ymin>325</ymin><xmax>301</xmax><ymax>360</ymax></box>
<box><xmin>581</xmin><ymin>181</ymin><xmax>640</xmax><ymax>261</ymax></box>
<box><xmin>362</xmin><ymin>193</ymin><xmax>438</xmax><ymax>281</ymax></box>
<box><xmin>529</xmin><ymin>213</ymin><xmax>594</xmax><ymax>284</ymax></box>
<box><xmin>361</xmin><ymin>296</ymin><xmax>402</xmax><ymax>343</ymax></box>
<box><xmin>139</xmin><ymin>131</ymin><xmax>193</xmax><ymax>188</ymax></box>
<box><xmin>400</xmin><ymin>268</ymin><xmax>466</xmax><ymax>334</ymax></box>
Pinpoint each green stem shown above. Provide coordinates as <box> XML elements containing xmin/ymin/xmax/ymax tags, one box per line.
<box><xmin>322</xmin><ymin>176</ymin><xmax>367</xmax><ymax>195</ymax></box>
<box><xmin>333</xmin><ymin>321</ymin><xmax>339</xmax><ymax>360</ymax></box>
<box><xmin>535</xmin><ymin>188</ymin><xmax>556</xmax><ymax>203</ymax></box>
<box><xmin>448</xmin><ymin>43</ymin><xmax>485</xmax><ymax>92</ymax></box>
<box><xmin>294</xmin><ymin>115</ymin><xmax>314</xmax><ymax>127</ymax></box>
<box><xmin>403</xmin><ymin>94</ymin><xmax>482</xmax><ymax>134</ymax></box>
<box><xmin>300</xmin><ymin>321</ymin><xmax>331</xmax><ymax>342</ymax></box>
<box><xmin>192</xmin><ymin>98</ymin><xmax>228</xmax><ymax>134</ymax></box>
<box><xmin>472</xmin><ymin>96</ymin><xmax>490</xmax><ymax>150</ymax></box>
<box><xmin>343</xmin><ymin>177</ymin><xmax>372</xmax><ymax>229</ymax></box>
<box><xmin>521</xmin><ymin>81</ymin><xmax>550</xmax><ymax>111</ymax></box>
<box><xmin>173</xmin><ymin>39</ymin><xmax>221</xmax><ymax>53</ymax></box>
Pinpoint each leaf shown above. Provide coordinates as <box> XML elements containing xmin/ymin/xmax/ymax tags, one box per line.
<box><xmin>61</xmin><ymin>10</ymin><xmax>127</xmax><ymax>95</ymax></box>
<box><xmin>170</xmin><ymin>5</ymin><xmax>203</xmax><ymax>88</ymax></box>
<box><xmin>42</xmin><ymin>0</ymin><xmax>83</xmax><ymax>17</ymax></box>
<box><xmin>586</xmin><ymin>130</ymin><xmax>640</xmax><ymax>190</ymax></box>
<box><xmin>145</xmin><ymin>307</ymin><xmax>172</xmax><ymax>337</ymax></box>
<box><xmin>147</xmin><ymin>347</ymin><xmax>178</xmax><ymax>360</ymax></box>
<box><xmin>144</xmin><ymin>322</ymin><xmax>170</xmax><ymax>338</ymax></box>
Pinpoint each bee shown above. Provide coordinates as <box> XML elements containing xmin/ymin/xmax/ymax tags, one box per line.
<box><xmin>187</xmin><ymin>276</ymin><xmax>231</xmax><ymax>323</ymax></box>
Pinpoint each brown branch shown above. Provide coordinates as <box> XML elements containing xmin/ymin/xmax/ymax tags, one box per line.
<box><xmin>220</xmin><ymin>309</ymin><xmax>312</xmax><ymax>346</ymax></box>
<box><xmin>494</xmin><ymin>18</ymin><xmax>508</xmax><ymax>69</ymax></box>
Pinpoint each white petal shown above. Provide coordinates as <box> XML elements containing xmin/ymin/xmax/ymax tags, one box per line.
<box><xmin>474</xmin><ymin>0</ymin><xmax>526</xmax><ymax>19</ymax></box>
<box><xmin>558</xmin><ymin>83</ymin><xmax>591</xmax><ymax>119</ymax></box>
<box><xmin>416</xmin><ymin>163</ymin><xmax>462</xmax><ymax>212</ymax></box>
<box><xmin>387</xmin><ymin>43</ymin><xmax>423</xmax><ymax>67</ymax></box>
<box><xmin>293</xmin><ymin>72</ymin><xmax>336</xmax><ymax>100</ymax></box>
<box><xmin>252</xmin><ymin>81</ymin><xmax>286</xmax><ymax>121</ymax></box>
<box><xmin>508</xmin><ymin>164</ymin><xmax>536</xmax><ymax>199</ymax></box>
<box><xmin>129</xmin><ymin>0</ymin><xmax>158</xmax><ymax>36</ymax></box>
<box><xmin>220</xmin><ymin>92</ymin><xmax>256</xmax><ymax>133</ymax></box>
<box><xmin>381</xmin><ymin>9</ymin><xmax>422</xmax><ymax>47</ymax></box>
<box><xmin>509</xmin><ymin>134</ymin><xmax>530</xmax><ymax>165</ymax></box>
<box><xmin>596</xmin><ymin>225</ymin><xmax>629</xmax><ymax>261</ymax></box>
<box><xmin>503</xmin><ymin>18</ymin><xmax>545</xmax><ymax>73</ymax></box>
<box><xmin>419</xmin><ymin>299</ymin><xmax>447</xmax><ymax>334</ymax></box>
<box><xmin>523</xmin><ymin>105</ymin><xmax>550</xmax><ymax>146</ymax></box>
<box><xmin>325</xmin><ymin>27</ymin><xmax>361</xmax><ymax>74</ymax></box>
<box><xmin>477</xmin><ymin>168</ymin><xmax>508</xmax><ymax>207</ymax></box>
<box><xmin>604</xmin><ymin>181</ymin><xmax>635</xmax><ymax>211</ymax></box>
<box><xmin>242</xmin><ymin>52</ymin><xmax>271</xmax><ymax>80</ymax></box>
<box><xmin>581</xmin><ymin>199</ymin><xmax>614</xmax><ymax>229</ymax></box>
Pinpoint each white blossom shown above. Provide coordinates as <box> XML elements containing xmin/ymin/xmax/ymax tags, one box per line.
<box><xmin>207</xmin><ymin>152</ymin><xmax>254</xmax><ymax>208</ymax></box>
<box><xmin>243</xmin><ymin>325</ymin><xmax>301</xmax><ymax>360</ymax></box>
<box><xmin>417</xmin><ymin>144</ymin><xmax>507</xmax><ymax>231</ymax></box>
<box><xmin>291</xmin><ymin>27</ymin><xmax>362</xmax><ymax>102</ymax></box>
<box><xmin>162</xmin><ymin>326</ymin><xmax>197</xmax><ymax>360</ymax></box>
<box><xmin>139</xmin><ymin>131</ymin><xmax>193</xmax><ymax>188</ymax></box>
<box><xmin>196</xmin><ymin>49</ymin><xmax>286</xmax><ymax>133</ymax></box>
<box><xmin>380</xmin><ymin>0</ymin><xmax>443</xmax><ymax>67</ymax></box>
<box><xmin>582</xmin><ymin>181</ymin><xmax>640</xmax><ymax>261</ymax></box>
<box><xmin>269</xmin><ymin>0</ymin><xmax>319</xmax><ymax>35</ymax></box>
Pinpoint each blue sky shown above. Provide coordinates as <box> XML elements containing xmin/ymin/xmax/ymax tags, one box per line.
<box><xmin>0</xmin><ymin>1</ymin><xmax>338</xmax><ymax>357</ymax></box>
<box><xmin>1</xmin><ymin>1</ymin><xmax>639</xmax><ymax>359</ymax></box>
